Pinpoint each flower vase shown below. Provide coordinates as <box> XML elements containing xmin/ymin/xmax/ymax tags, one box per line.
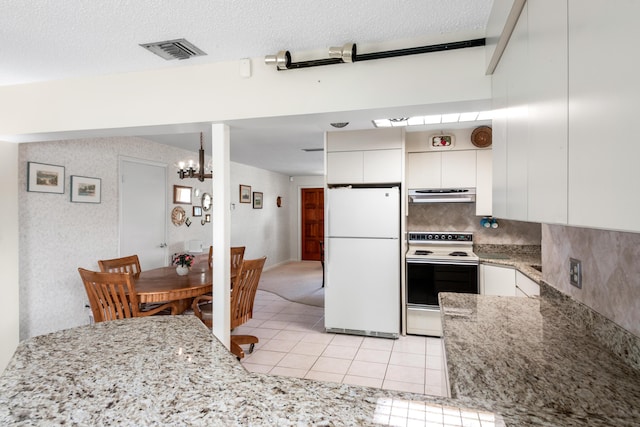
<box><xmin>176</xmin><ymin>265</ymin><xmax>190</xmax><ymax>276</ymax></box>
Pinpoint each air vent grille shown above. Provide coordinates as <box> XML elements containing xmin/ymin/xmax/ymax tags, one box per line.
<box><xmin>139</xmin><ymin>38</ymin><xmax>207</xmax><ymax>61</ymax></box>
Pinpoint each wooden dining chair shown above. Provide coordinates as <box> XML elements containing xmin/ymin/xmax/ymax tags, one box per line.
<box><xmin>192</xmin><ymin>256</ymin><xmax>266</xmax><ymax>359</ymax></box>
<box><xmin>208</xmin><ymin>246</ymin><xmax>245</xmax><ymax>275</ymax></box>
<box><xmin>98</xmin><ymin>255</ymin><xmax>142</xmax><ymax>278</ymax></box>
<box><xmin>230</xmin><ymin>246</ymin><xmax>246</xmax><ymax>284</ymax></box>
<box><xmin>79</xmin><ymin>268</ymin><xmax>179</xmax><ymax>322</ymax></box>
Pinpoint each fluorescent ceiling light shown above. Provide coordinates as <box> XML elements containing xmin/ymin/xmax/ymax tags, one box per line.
<box><xmin>407</xmin><ymin>116</ymin><xmax>424</xmax><ymax>126</ymax></box>
<box><xmin>423</xmin><ymin>115</ymin><xmax>441</xmax><ymax>124</ymax></box>
<box><xmin>458</xmin><ymin>112</ymin><xmax>479</xmax><ymax>122</ymax></box>
<box><xmin>372</xmin><ymin>110</ymin><xmax>493</xmax><ymax>128</ymax></box>
<box><xmin>441</xmin><ymin>113</ymin><xmax>460</xmax><ymax>123</ymax></box>
<box><xmin>477</xmin><ymin>110</ymin><xmax>494</xmax><ymax>120</ymax></box>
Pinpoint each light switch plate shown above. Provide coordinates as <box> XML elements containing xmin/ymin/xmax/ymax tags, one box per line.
<box><xmin>570</xmin><ymin>258</ymin><xmax>582</xmax><ymax>288</ymax></box>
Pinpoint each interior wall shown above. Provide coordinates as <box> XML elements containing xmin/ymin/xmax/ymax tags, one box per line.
<box><xmin>0</xmin><ymin>141</ymin><xmax>19</xmax><ymax>373</ymax></box>
<box><xmin>17</xmin><ymin>136</ymin><xmax>216</xmax><ymax>339</ymax></box>
<box><xmin>0</xmin><ymin>47</ymin><xmax>490</xmax><ymax>138</ymax></box>
<box><xmin>542</xmin><ymin>224</ymin><xmax>640</xmax><ymax>337</ymax></box>
<box><xmin>229</xmin><ymin>162</ymin><xmax>291</xmax><ymax>268</ymax></box>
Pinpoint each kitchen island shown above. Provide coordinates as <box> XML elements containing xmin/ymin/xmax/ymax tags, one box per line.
<box><xmin>440</xmin><ymin>291</ymin><xmax>640</xmax><ymax>427</ymax></box>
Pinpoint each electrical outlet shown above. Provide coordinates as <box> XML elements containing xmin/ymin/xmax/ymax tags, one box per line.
<box><xmin>570</xmin><ymin>258</ymin><xmax>582</xmax><ymax>288</ymax></box>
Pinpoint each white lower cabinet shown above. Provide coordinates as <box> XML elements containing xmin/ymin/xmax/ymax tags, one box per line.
<box><xmin>515</xmin><ymin>271</ymin><xmax>540</xmax><ymax>297</ymax></box>
<box><xmin>480</xmin><ymin>264</ymin><xmax>516</xmax><ymax>297</ymax></box>
<box><xmin>481</xmin><ymin>264</ymin><xmax>540</xmax><ymax>298</ymax></box>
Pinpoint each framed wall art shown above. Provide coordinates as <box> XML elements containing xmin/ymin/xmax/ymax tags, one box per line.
<box><xmin>192</xmin><ymin>206</ymin><xmax>202</xmax><ymax>217</ymax></box>
<box><xmin>240</xmin><ymin>184</ymin><xmax>251</xmax><ymax>203</ymax></box>
<box><xmin>27</xmin><ymin>162</ymin><xmax>65</xmax><ymax>194</ymax></box>
<box><xmin>173</xmin><ymin>185</ymin><xmax>192</xmax><ymax>204</ymax></box>
<box><xmin>253</xmin><ymin>191</ymin><xmax>263</xmax><ymax>209</ymax></box>
<box><xmin>70</xmin><ymin>176</ymin><xmax>101</xmax><ymax>203</ymax></box>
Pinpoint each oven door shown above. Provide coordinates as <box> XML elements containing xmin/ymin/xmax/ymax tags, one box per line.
<box><xmin>406</xmin><ymin>260</ymin><xmax>478</xmax><ymax>307</ymax></box>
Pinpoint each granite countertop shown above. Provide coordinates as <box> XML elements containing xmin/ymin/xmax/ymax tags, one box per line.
<box><xmin>440</xmin><ymin>292</ymin><xmax>640</xmax><ymax>427</ymax></box>
<box><xmin>0</xmin><ymin>316</ymin><xmax>509</xmax><ymax>426</ymax></box>
<box><xmin>475</xmin><ymin>244</ymin><xmax>542</xmax><ymax>283</ymax></box>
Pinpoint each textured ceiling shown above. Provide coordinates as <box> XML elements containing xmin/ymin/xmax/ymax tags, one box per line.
<box><xmin>1</xmin><ymin>0</ymin><xmax>494</xmax><ymax>175</ymax></box>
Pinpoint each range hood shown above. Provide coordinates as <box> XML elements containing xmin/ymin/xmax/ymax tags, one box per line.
<box><xmin>408</xmin><ymin>188</ymin><xmax>476</xmax><ymax>203</ymax></box>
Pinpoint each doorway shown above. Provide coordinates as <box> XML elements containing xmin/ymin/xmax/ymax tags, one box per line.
<box><xmin>301</xmin><ymin>188</ymin><xmax>324</xmax><ymax>261</ymax></box>
<box><xmin>119</xmin><ymin>157</ymin><xmax>167</xmax><ymax>269</ymax></box>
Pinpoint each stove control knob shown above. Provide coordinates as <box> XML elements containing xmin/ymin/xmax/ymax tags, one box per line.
<box><xmin>434</xmin><ymin>235</ymin><xmax>439</xmax><ymax>240</ymax></box>
<box><xmin>427</xmin><ymin>234</ymin><xmax>433</xmax><ymax>240</ymax></box>
<box><xmin>447</xmin><ymin>235</ymin><xmax>453</xmax><ymax>240</ymax></box>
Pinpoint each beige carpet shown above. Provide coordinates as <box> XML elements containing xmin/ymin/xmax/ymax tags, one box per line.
<box><xmin>258</xmin><ymin>261</ymin><xmax>324</xmax><ymax>307</ymax></box>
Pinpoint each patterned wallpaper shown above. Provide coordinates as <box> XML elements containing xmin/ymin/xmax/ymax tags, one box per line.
<box><xmin>18</xmin><ymin>137</ymin><xmax>213</xmax><ymax>339</ymax></box>
<box><xmin>542</xmin><ymin>224</ymin><xmax>640</xmax><ymax>337</ymax></box>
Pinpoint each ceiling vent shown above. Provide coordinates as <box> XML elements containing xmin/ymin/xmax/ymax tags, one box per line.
<box><xmin>139</xmin><ymin>38</ymin><xmax>207</xmax><ymax>61</ymax></box>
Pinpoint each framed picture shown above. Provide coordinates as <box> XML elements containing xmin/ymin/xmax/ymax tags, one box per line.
<box><xmin>192</xmin><ymin>206</ymin><xmax>202</xmax><ymax>217</ymax></box>
<box><xmin>173</xmin><ymin>185</ymin><xmax>192</xmax><ymax>204</ymax></box>
<box><xmin>27</xmin><ymin>162</ymin><xmax>65</xmax><ymax>194</ymax></box>
<box><xmin>253</xmin><ymin>191</ymin><xmax>263</xmax><ymax>209</ymax></box>
<box><xmin>70</xmin><ymin>176</ymin><xmax>101</xmax><ymax>203</ymax></box>
<box><xmin>239</xmin><ymin>184</ymin><xmax>251</xmax><ymax>203</ymax></box>
<box><xmin>205</xmin><ymin>214</ymin><xmax>211</xmax><ymax>223</ymax></box>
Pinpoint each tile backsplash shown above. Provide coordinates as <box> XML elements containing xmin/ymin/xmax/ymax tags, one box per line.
<box><xmin>407</xmin><ymin>203</ymin><xmax>541</xmax><ymax>245</ymax></box>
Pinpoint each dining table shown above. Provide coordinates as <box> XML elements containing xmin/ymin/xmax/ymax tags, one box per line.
<box><xmin>135</xmin><ymin>265</ymin><xmax>212</xmax><ymax>314</ymax></box>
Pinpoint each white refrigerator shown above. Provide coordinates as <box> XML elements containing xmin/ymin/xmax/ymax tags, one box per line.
<box><xmin>325</xmin><ymin>187</ymin><xmax>400</xmax><ymax>338</ymax></box>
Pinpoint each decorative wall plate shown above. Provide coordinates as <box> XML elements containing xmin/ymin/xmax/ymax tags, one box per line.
<box><xmin>471</xmin><ymin>126</ymin><xmax>492</xmax><ymax>148</ymax></box>
<box><xmin>171</xmin><ymin>206</ymin><xmax>186</xmax><ymax>226</ymax></box>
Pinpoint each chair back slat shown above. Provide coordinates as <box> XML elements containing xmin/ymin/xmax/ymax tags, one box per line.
<box><xmin>98</xmin><ymin>255</ymin><xmax>142</xmax><ymax>278</ymax></box>
<box><xmin>230</xmin><ymin>257</ymin><xmax>266</xmax><ymax>330</ymax></box>
<box><xmin>79</xmin><ymin>268</ymin><xmax>139</xmax><ymax>322</ymax></box>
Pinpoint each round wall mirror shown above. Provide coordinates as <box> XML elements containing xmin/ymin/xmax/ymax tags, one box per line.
<box><xmin>202</xmin><ymin>193</ymin><xmax>212</xmax><ymax>211</ymax></box>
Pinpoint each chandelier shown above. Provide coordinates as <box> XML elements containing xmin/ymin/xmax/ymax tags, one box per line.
<box><xmin>176</xmin><ymin>132</ymin><xmax>212</xmax><ymax>182</ymax></box>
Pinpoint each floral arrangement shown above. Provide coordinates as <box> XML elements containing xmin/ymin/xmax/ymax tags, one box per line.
<box><xmin>172</xmin><ymin>253</ymin><xmax>194</xmax><ymax>267</ymax></box>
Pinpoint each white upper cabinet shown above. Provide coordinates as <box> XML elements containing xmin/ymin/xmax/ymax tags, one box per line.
<box><xmin>567</xmin><ymin>0</ymin><xmax>640</xmax><ymax>232</ymax></box>
<box><xmin>527</xmin><ymin>0</ymin><xmax>568</xmax><ymax>224</ymax></box>
<box><xmin>407</xmin><ymin>150</ymin><xmax>477</xmax><ymax>189</ymax></box>
<box><xmin>326</xmin><ymin>128</ymin><xmax>403</xmax><ymax>185</ymax></box>
<box><xmin>476</xmin><ymin>149</ymin><xmax>493</xmax><ymax>217</ymax></box>
<box><xmin>490</xmin><ymin>0</ymin><xmax>569</xmax><ymax>226</ymax></box>
<box><xmin>406</xmin><ymin>152</ymin><xmax>441</xmax><ymax>188</ymax></box>
<box><xmin>492</xmin><ymin>0</ymin><xmax>640</xmax><ymax>232</ymax></box>
<box><xmin>442</xmin><ymin>151</ymin><xmax>477</xmax><ymax>188</ymax></box>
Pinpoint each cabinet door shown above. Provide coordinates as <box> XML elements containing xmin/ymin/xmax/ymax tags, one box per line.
<box><xmin>406</xmin><ymin>152</ymin><xmax>441</xmax><ymax>188</ymax></box>
<box><xmin>475</xmin><ymin>149</ymin><xmax>493</xmax><ymax>216</ymax></box>
<box><xmin>505</xmin><ymin>4</ymin><xmax>529</xmax><ymax>221</ymax></box>
<box><xmin>326</xmin><ymin>151</ymin><xmax>363</xmax><ymax>184</ymax></box>
<box><xmin>442</xmin><ymin>151</ymin><xmax>476</xmax><ymax>188</ymax></box>
<box><xmin>527</xmin><ymin>0</ymin><xmax>568</xmax><ymax>224</ymax></box>
<box><xmin>515</xmin><ymin>271</ymin><xmax>539</xmax><ymax>297</ymax></box>
<box><xmin>481</xmin><ymin>264</ymin><xmax>516</xmax><ymax>297</ymax></box>
<box><xmin>491</xmin><ymin>48</ymin><xmax>508</xmax><ymax>218</ymax></box>
<box><xmin>363</xmin><ymin>149</ymin><xmax>402</xmax><ymax>183</ymax></box>
<box><xmin>568</xmin><ymin>0</ymin><xmax>640</xmax><ymax>232</ymax></box>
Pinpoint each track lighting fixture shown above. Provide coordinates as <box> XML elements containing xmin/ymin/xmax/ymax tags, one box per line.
<box><xmin>264</xmin><ymin>50</ymin><xmax>291</xmax><ymax>70</ymax></box>
<box><xmin>264</xmin><ymin>38</ymin><xmax>484</xmax><ymax>71</ymax></box>
<box><xmin>328</xmin><ymin>43</ymin><xmax>356</xmax><ymax>63</ymax></box>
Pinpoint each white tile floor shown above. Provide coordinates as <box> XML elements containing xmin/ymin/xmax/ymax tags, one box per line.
<box><xmin>232</xmin><ymin>290</ymin><xmax>450</xmax><ymax>397</ymax></box>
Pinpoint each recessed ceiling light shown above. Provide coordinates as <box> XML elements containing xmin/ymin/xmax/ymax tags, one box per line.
<box><xmin>330</xmin><ymin>122</ymin><xmax>349</xmax><ymax>128</ymax></box>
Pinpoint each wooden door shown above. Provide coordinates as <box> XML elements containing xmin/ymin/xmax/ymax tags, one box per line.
<box><xmin>301</xmin><ymin>188</ymin><xmax>324</xmax><ymax>261</ymax></box>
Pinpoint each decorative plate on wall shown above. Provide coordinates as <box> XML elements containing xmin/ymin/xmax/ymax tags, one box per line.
<box><xmin>471</xmin><ymin>126</ymin><xmax>492</xmax><ymax>148</ymax></box>
<box><xmin>171</xmin><ymin>206</ymin><xmax>186</xmax><ymax>226</ymax></box>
